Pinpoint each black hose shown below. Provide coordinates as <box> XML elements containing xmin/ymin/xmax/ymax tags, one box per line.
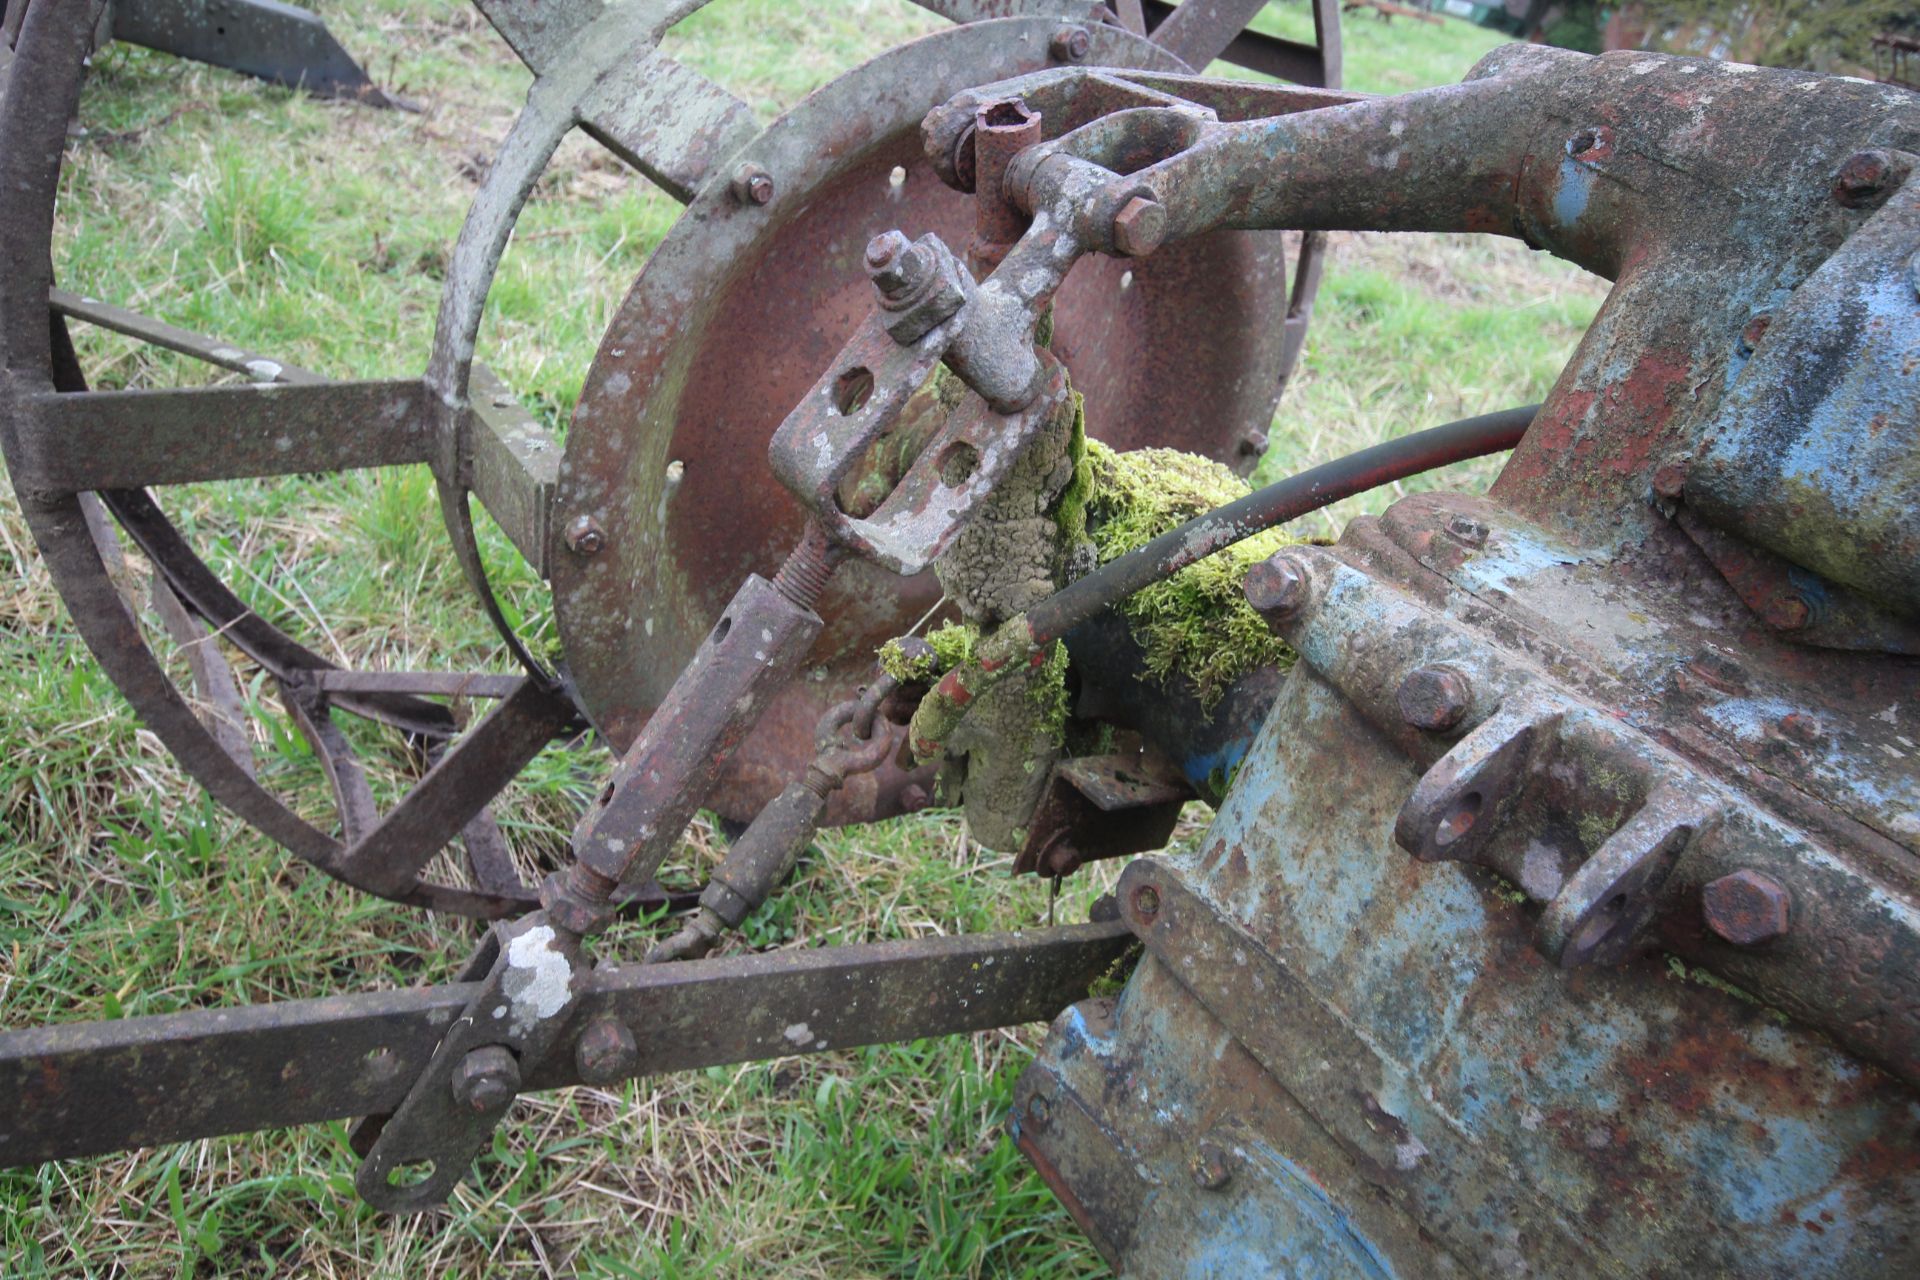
<box><xmin>1027</xmin><ymin>403</ymin><xmax>1538</xmax><ymax>645</ymax></box>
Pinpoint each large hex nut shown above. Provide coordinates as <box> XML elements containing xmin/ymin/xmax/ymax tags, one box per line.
<box><xmin>877</xmin><ymin>234</ymin><xmax>972</xmax><ymax>345</ymax></box>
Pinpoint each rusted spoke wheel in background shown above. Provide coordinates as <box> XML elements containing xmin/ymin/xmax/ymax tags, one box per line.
<box><xmin>0</xmin><ymin>0</ymin><xmax>1341</xmax><ymax>915</ymax></box>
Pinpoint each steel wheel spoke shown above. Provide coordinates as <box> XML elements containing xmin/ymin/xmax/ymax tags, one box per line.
<box><xmin>338</xmin><ymin>678</ymin><xmax>577</xmax><ymax>899</ymax></box>
<box><xmin>1144</xmin><ymin>0</ymin><xmax>1339</xmax><ymax>87</ymax></box>
<box><xmin>50</xmin><ymin>288</ymin><xmax>325</xmax><ymax>385</ymax></box>
<box><xmin>8</xmin><ymin>379</ymin><xmax>434</xmax><ymax>491</ymax></box>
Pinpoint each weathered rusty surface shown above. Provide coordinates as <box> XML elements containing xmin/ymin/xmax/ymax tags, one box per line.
<box><xmin>0</xmin><ymin>920</ymin><xmax>1130</xmax><ymax>1168</ymax></box>
<box><xmin>551</xmin><ymin>19</ymin><xmax>1303</xmax><ymax>828</ymax></box>
<box><xmin>1012</xmin><ymin>46</ymin><xmax>1920</xmax><ymax>1276</ymax></box>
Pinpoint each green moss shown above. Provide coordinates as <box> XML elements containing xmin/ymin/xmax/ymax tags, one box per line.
<box><xmin>1030</xmin><ymin>638</ymin><xmax>1071</xmax><ymax>746</ymax></box>
<box><xmin>878</xmin><ymin>620</ymin><xmax>979</xmax><ymax>683</ymax></box>
<box><xmin>1664</xmin><ymin>955</ymin><xmax>1790</xmax><ymax>1024</ymax></box>
<box><xmin>1052</xmin><ymin>390</ymin><xmax>1092</xmax><ymax>549</ymax></box>
<box><xmin>1082</xmin><ymin>441</ymin><xmax>1298</xmax><ymax>709</ymax></box>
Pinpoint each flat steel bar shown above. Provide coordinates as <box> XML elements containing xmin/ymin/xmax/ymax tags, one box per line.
<box><xmin>7</xmin><ymin>379</ymin><xmax>435</xmax><ymax>493</ymax></box>
<box><xmin>110</xmin><ymin>0</ymin><xmax>393</xmax><ymax>105</ymax></box>
<box><xmin>148</xmin><ymin>566</ymin><xmax>256</xmax><ymax>778</ymax></box>
<box><xmin>313</xmin><ymin>670</ymin><xmax>524</xmax><ymax>699</ymax></box>
<box><xmin>1142</xmin><ymin>0</ymin><xmax>1327</xmax><ymax>85</ymax></box>
<box><xmin>467</xmin><ymin>365</ymin><xmax>558</xmax><ymax>579</ymax></box>
<box><xmin>49</xmin><ymin>287</ymin><xmax>324</xmax><ymax>385</ymax></box>
<box><xmin>0</xmin><ymin>921</ymin><xmax>1132</xmax><ymax>1166</ymax></box>
<box><xmin>340</xmin><ymin>679</ymin><xmax>577</xmax><ymax>898</ymax></box>
<box><xmin>103</xmin><ymin>488</ymin><xmax>456</xmax><ymax>739</ymax></box>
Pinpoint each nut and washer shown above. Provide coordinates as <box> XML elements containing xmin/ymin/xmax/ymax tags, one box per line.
<box><xmin>729</xmin><ymin>162</ymin><xmax>775</xmax><ymax>206</ymax></box>
<box><xmin>867</xmin><ymin>232</ymin><xmax>970</xmax><ymax>345</ymax></box>
<box><xmin>1049</xmin><ymin>25</ymin><xmax>1091</xmax><ymax>62</ymax></box>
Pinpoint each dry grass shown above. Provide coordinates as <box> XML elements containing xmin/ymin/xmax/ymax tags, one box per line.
<box><xmin>1</xmin><ymin>3</ymin><xmax>1603</xmax><ymax>1276</ymax></box>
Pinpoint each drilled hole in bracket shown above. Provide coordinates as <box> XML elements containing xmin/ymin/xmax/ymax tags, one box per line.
<box><xmin>833</xmin><ymin>367</ymin><xmax>874</xmax><ymax>415</ymax></box>
<box><xmin>939</xmin><ymin>442</ymin><xmax>980</xmax><ymax>486</ymax></box>
<box><xmin>386</xmin><ymin>1159</ymin><xmax>435</xmax><ymax>1188</ymax></box>
<box><xmin>1434</xmin><ymin>791</ymin><xmax>1483</xmax><ymax>848</ymax></box>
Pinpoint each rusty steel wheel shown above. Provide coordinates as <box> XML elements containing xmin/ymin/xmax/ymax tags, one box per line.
<box><xmin>0</xmin><ymin>0</ymin><xmax>1341</xmax><ymax>917</ymax></box>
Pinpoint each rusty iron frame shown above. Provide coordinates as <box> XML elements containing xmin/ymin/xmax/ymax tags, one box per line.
<box><xmin>0</xmin><ymin>0</ymin><xmax>1354</xmax><ymax>1219</ymax></box>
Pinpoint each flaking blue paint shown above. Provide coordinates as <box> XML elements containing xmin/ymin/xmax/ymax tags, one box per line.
<box><xmin>1554</xmin><ymin>156</ymin><xmax>1594</xmax><ymax>228</ymax></box>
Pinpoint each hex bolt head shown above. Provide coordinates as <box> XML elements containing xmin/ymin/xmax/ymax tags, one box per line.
<box><xmin>1397</xmin><ymin>665</ymin><xmax>1473</xmax><ymax>733</ymax></box>
<box><xmin>730</xmin><ymin>162</ymin><xmax>775</xmax><ymax>206</ymax></box>
<box><xmin>1702</xmin><ymin>870</ymin><xmax>1792</xmax><ymax>946</ymax></box>
<box><xmin>575</xmin><ymin>1016</ymin><xmax>639</xmax><ymax>1086</ymax></box>
<box><xmin>1832</xmin><ymin>149</ymin><xmax>1906</xmax><ymax>208</ymax></box>
<box><xmin>1112</xmin><ymin>196</ymin><xmax>1167</xmax><ymax>257</ymax></box>
<box><xmin>1244</xmin><ymin>552</ymin><xmax>1310</xmax><ymax>621</ymax></box>
<box><xmin>565</xmin><ymin>514</ymin><xmax>606</xmax><ymax>556</ymax></box>
<box><xmin>1445</xmin><ymin>514</ymin><xmax>1490</xmax><ymax>549</ymax></box>
<box><xmin>1049</xmin><ymin>25</ymin><xmax>1092</xmax><ymax>62</ymax></box>
<box><xmin>1191</xmin><ymin>1141</ymin><xmax>1235</xmax><ymax>1191</ymax></box>
<box><xmin>451</xmin><ymin>1044</ymin><xmax>520</xmax><ymax>1114</ymax></box>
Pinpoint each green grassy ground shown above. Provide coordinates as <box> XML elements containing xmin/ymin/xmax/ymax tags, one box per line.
<box><xmin>1</xmin><ymin>3</ymin><xmax>1604</xmax><ymax>1276</ymax></box>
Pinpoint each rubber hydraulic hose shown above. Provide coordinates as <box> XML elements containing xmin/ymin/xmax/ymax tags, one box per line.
<box><xmin>1027</xmin><ymin>403</ymin><xmax>1538</xmax><ymax>645</ymax></box>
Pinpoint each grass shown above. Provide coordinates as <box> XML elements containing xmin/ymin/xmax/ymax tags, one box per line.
<box><xmin>1</xmin><ymin>2</ymin><xmax>1604</xmax><ymax>1276</ymax></box>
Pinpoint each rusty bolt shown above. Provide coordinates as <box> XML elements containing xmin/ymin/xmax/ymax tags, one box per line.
<box><xmin>451</xmin><ymin>1044</ymin><xmax>520</xmax><ymax>1114</ymax></box>
<box><xmin>1112</xmin><ymin>196</ymin><xmax>1167</xmax><ymax>257</ymax></box>
<box><xmin>1832</xmin><ymin>149</ymin><xmax>1906</xmax><ymax>209</ymax></box>
<box><xmin>898</xmin><ymin>783</ymin><xmax>931</xmax><ymax>814</ymax></box>
<box><xmin>565</xmin><ymin>514</ymin><xmax>606</xmax><ymax>556</ymax></box>
<box><xmin>1738</xmin><ymin>312</ymin><xmax>1772</xmax><ymax>354</ymax></box>
<box><xmin>1049</xmin><ymin>25</ymin><xmax>1091</xmax><ymax>62</ymax></box>
<box><xmin>1702</xmin><ymin>870</ymin><xmax>1791</xmax><ymax>946</ymax></box>
<box><xmin>575</xmin><ymin>1015</ymin><xmax>639</xmax><ymax>1086</ymax></box>
<box><xmin>1026</xmin><ymin>1094</ymin><xmax>1052</xmax><ymax>1131</ymax></box>
<box><xmin>1445</xmin><ymin>514</ymin><xmax>1490</xmax><ymax>549</ymax></box>
<box><xmin>1397</xmin><ymin>665</ymin><xmax>1473</xmax><ymax>733</ymax></box>
<box><xmin>1650</xmin><ymin>454</ymin><xmax>1690</xmax><ymax>502</ymax></box>
<box><xmin>1762</xmin><ymin>593</ymin><xmax>1812</xmax><ymax>632</ymax></box>
<box><xmin>1244</xmin><ymin>552</ymin><xmax>1310</xmax><ymax>621</ymax></box>
<box><xmin>730</xmin><ymin>162</ymin><xmax>774</xmax><ymax>206</ymax></box>
<box><xmin>1130</xmin><ymin>882</ymin><xmax>1161</xmax><ymax>921</ymax></box>
<box><xmin>1191</xmin><ymin>1141</ymin><xmax>1235</xmax><ymax>1190</ymax></box>
<box><xmin>865</xmin><ymin>230</ymin><xmax>934</xmax><ymax>305</ymax></box>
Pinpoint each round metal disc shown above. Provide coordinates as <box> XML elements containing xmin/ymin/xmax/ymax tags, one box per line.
<box><xmin>553</xmin><ymin>18</ymin><xmax>1295</xmax><ymax>826</ymax></box>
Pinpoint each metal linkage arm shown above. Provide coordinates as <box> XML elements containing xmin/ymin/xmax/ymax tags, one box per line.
<box><xmin>0</xmin><ymin>922</ymin><xmax>1131</xmax><ymax>1170</ymax></box>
